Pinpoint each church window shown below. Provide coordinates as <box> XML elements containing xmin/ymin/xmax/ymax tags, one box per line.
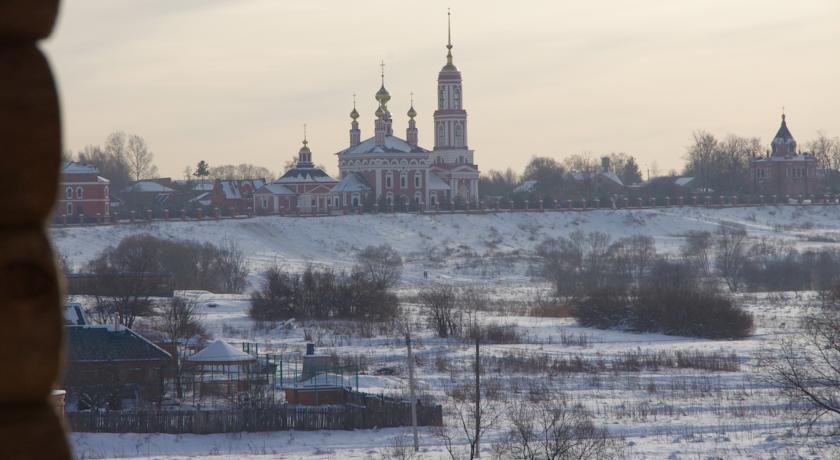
<box><xmin>400</xmin><ymin>173</ymin><xmax>407</xmax><ymax>188</ymax></box>
<box><xmin>386</xmin><ymin>173</ymin><xmax>393</xmax><ymax>188</ymax></box>
<box><xmin>415</xmin><ymin>191</ymin><xmax>422</xmax><ymax>204</ymax></box>
<box><xmin>352</xmin><ymin>196</ymin><xmax>359</xmax><ymax>207</ymax></box>
<box><xmin>66</xmin><ymin>202</ymin><xmax>73</xmax><ymax>215</ymax></box>
<box><xmin>454</xmin><ymin>123</ymin><xmax>463</xmax><ymax>145</ymax></box>
<box><xmin>437</xmin><ymin>123</ymin><xmax>445</xmax><ymax>145</ymax></box>
<box><xmin>430</xmin><ymin>194</ymin><xmax>437</xmax><ymax>206</ymax></box>
<box><xmin>104</xmin><ymin>186</ymin><xmax>109</xmax><ymax>198</ymax></box>
<box><xmin>414</xmin><ymin>173</ymin><xmax>421</xmax><ymax>188</ymax></box>
<box><xmin>438</xmin><ymin>86</ymin><xmax>445</xmax><ymax>109</ymax></box>
<box><xmin>65</xmin><ymin>186</ymin><xmax>72</xmax><ymax>200</ymax></box>
<box><xmin>453</xmin><ymin>86</ymin><xmax>461</xmax><ymax>109</ymax></box>
<box><xmin>386</xmin><ymin>192</ymin><xmax>394</xmax><ymax>206</ymax></box>
<box><xmin>333</xmin><ymin>196</ymin><xmax>339</xmax><ymax>207</ymax></box>
<box><xmin>261</xmin><ymin>197</ymin><xmax>268</xmax><ymax>209</ymax></box>
<box><xmin>76</xmin><ymin>186</ymin><xmax>84</xmax><ymax>199</ymax></box>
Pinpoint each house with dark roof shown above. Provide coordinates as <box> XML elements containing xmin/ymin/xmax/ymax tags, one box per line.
<box><xmin>62</xmin><ymin>325</ymin><xmax>171</xmax><ymax>410</ymax></box>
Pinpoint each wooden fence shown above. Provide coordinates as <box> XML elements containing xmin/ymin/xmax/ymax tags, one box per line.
<box><xmin>66</xmin><ymin>399</ymin><xmax>442</xmax><ymax>434</ymax></box>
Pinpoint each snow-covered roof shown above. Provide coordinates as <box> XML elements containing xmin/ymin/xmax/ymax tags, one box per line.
<box><xmin>62</xmin><ymin>161</ymin><xmax>99</xmax><ymax>174</ymax></box>
<box><xmin>295</xmin><ymin>373</ymin><xmax>351</xmax><ymax>389</ymax></box>
<box><xmin>752</xmin><ymin>154</ymin><xmax>816</xmax><ymax>162</ymax></box>
<box><xmin>601</xmin><ymin>171</ymin><xmax>624</xmax><ymax>187</ymax></box>
<box><xmin>189</xmin><ymin>192</ymin><xmax>212</xmax><ymax>204</ymax></box>
<box><xmin>256</xmin><ymin>183</ymin><xmax>296</xmax><ymax>195</ymax></box>
<box><xmin>514</xmin><ymin>180</ymin><xmax>539</xmax><ymax>193</ymax></box>
<box><xmin>275</xmin><ymin>167</ymin><xmax>336</xmax><ymax>184</ymax></box>
<box><xmin>218</xmin><ymin>179</ymin><xmax>266</xmax><ymax>199</ymax></box>
<box><xmin>339</xmin><ymin>135</ymin><xmax>429</xmax><ymax>157</ymax></box>
<box><xmin>126</xmin><ymin>181</ymin><xmax>175</xmax><ymax>193</ymax></box>
<box><xmin>330</xmin><ymin>173</ymin><xmax>371</xmax><ymax>193</ymax></box>
<box><xmin>186</xmin><ymin>340</ymin><xmax>255</xmax><ymax>364</ymax></box>
<box><xmin>64</xmin><ymin>303</ymin><xmax>87</xmax><ymax>326</ymax></box>
<box><xmin>674</xmin><ymin>176</ymin><xmax>694</xmax><ymax>187</ymax></box>
<box><xmin>427</xmin><ymin>173</ymin><xmax>451</xmax><ymax>191</ymax></box>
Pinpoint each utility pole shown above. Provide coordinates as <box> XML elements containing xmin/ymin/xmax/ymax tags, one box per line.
<box><xmin>474</xmin><ymin>330</ymin><xmax>481</xmax><ymax>458</ymax></box>
<box><xmin>406</xmin><ymin>329</ymin><xmax>419</xmax><ymax>452</ymax></box>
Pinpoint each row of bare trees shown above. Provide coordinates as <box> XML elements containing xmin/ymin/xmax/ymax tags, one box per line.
<box><xmin>74</xmin><ymin>130</ymin><xmax>158</xmax><ymax>192</ymax></box>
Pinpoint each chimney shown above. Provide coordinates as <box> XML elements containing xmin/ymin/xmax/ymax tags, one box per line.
<box><xmin>601</xmin><ymin>156</ymin><xmax>611</xmax><ymax>173</ymax></box>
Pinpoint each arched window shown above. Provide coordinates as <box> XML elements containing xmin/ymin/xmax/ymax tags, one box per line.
<box><xmin>66</xmin><ymin>202</ymin><xmax>73</xmax><ymax>216</ymax></box>
<box><xmin>430</xmin><ymin>194</ymin><xmax>437</xmax><ymax>206</ymax></box>
<box><xmin>400</xmin><ymin>173</ymin><xmax>407</xmax><ymax>188</ymax></box>
<box><xmin>453</xmin><ymin>86</ymin><xmax>461</xmax><ymax>109</ymax></box>
<box><xmin>352</xmin><ymin>195</ymin><xmax>359</xmax><ymax>207</ymax></box>
<box><xmin>414</xmin><ymin>173</ymin><xmax>421</xmax><ymax>188</ymax></box>
<box><xmin>65</xmin><ymin>186</ymin><xmax>72</xmax><ymax>200</ymax></box>
<box><xmin>454</xmin><ymin>123</ymin><xmax>463</xmax><ymax>146</ymax></box>
<box><xmin>437</xmin><ymin>123</ymin><xmax>445</xmax><ymax>145</ymax></box>
<box><xmin>104</xmin><ymin>186</ymin><xmax>109</xmax><ymax>198</ymax></box>
<box><xmin>385</xmin><ymin>173</ymin><xmax>393</xmax><ymax>188</ymax></box>
<box><xmin>386</xmin><ymin>192</ymin><xmax>394</xmax><ymax>206</ymax></box>
<box><xmin>414</xmin><ymin>191</ymin><xmax>422</xmax><ymax>203</ymax></box>
<box><xmin>76</xmin><ymin>186</ymin><xmax>84</xmax><ymax>199</ymax></box>
<box><xmin>438</xmin><ymin>86</ymin><xmax>445</xmax><ymax>109</ymax></box>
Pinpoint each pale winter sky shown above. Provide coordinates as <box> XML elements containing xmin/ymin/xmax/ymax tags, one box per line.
<box><xmin>45</xmin><ymin>0</ymin><xmax>840</xmax><ymax>179</ymax></box>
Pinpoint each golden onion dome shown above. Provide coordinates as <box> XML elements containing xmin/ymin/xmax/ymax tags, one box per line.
<box><xmin>375</xmin><ymin>84</ymin><xmax>391</xmax><ymax>104</ymax></box>
<box><xmin>350</xmin><ymin>107</ymin><xmax>359</xmax><ymax>120</ymax></box>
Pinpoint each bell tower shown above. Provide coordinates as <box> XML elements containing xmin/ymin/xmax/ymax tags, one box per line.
<box><xmin>432</xmin><ymin>10</ymin><xmax>473</xmax><ymax>169</ymax></box>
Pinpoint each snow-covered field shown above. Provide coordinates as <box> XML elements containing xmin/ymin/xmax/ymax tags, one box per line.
<box><xmin>54</xmin><ymin>207</ymin><xmax>840</xmax><ymax>459</ymax></box>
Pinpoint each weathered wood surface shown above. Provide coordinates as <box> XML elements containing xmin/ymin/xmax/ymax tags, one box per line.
<box><xmin>0</xmin><ymin>0</ymin><xmax>70</xmax><ymax>458</ymax></box>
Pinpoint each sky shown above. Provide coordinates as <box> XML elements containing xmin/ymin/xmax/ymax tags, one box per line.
<box><xmin>44</xmin><ymin>0</ymin><xmax>840</xmax><ymax>179</ymax></box>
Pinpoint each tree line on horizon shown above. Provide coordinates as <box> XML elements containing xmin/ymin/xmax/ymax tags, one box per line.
<box><xmin>68</xmin><ymin>129</ymin><xmax>840</xmax><ymax>198</ymax></box>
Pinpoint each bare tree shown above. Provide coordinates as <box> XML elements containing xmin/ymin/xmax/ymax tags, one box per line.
<box><xmin>434</xmin><ymin>382</ymin><xmax>503</xmax><ymax>460</ymax></box>
<box><xmin>715</xmin><ymin>223</ymin><xmax>748</xmax><ymax>292</ymax></box>
<box><xmin>152</xmin><ymin>296</ymin><xmax>207</xmax><ymax>399</ymax></box>
<box><xmin>807</xmin><ymin>132</ymin><xmax>840</xmax><ymax>171</ymax></box>
<box><xmin>682</xmin><ymin>231</ymin><xmax>713</xmax><ymax>277</ymax></box>
<box><xmin>356</xmin><ymin>244</ymin><xmax>403</xmax><ymax>289</ymax></box>
<box><xmin>502</xmin><ymin>400</ymin><xmax>616</xmax><ymax>459</ymax></box>
<box><xmin>217</xmin><ymin>237</ymin><xmax>249</xmax><ymax>293</ymax></box>
<box><xmin>420</xmin><ymin>284</ymin><xmax>461</xmax><ymax>338</ymax></box>
<box><xmin>126</xmin><ymin>134</ymin><xmax>158</xmax><ymax>181</ymax></box>
<box><xmin>765</xmin><ymin>305</ymin><xmax>840</xmax><ymax>433</ymax></box>
<box><xmin>78</xmin><ymin>140</ymin><xmax>132</xmax><ymax>192</ymax></box>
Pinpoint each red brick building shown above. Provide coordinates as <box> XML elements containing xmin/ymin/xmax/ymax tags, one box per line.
<box><xmin>210</xmin><ymin>178</ymin><xmax>265</xmax><ymax>215</ymax></box>
<box><xmin>55</xmin><ymin>161</ymin><xmax>110</xmax><ymax>223</ymax></box>
<box><xmin>750</xmin><ymin>114</ymin><xmax>820</xmax><ymax>198</ymax></box>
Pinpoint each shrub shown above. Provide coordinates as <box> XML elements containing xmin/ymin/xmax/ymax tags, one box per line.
<box><xmin>633</xmin><ymin>285</ymin><xmax>753</xmax><ymax>339</ymax></box>
<box><xmin>249</xmin><ymin>265</ymin><xmax>398</xmax><ymax>323</ymax></box>
<box><xmin>572</xmin><ymin>275</ymin><xmax>753</xmax><ymax>339</ymax></box>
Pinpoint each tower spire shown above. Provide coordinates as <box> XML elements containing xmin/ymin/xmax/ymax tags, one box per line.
<box><xmin>303</xmin><ymin>123</ymin><xmax>307</xmax><ymax>146</ymax></box>
<box><xmin>446</xmin><ymin>8</ymin><xmax>454</xmax><ymax>66</ymax></box>
<box><xmin>380</xmin><ymin>60</ymin><xmax>385</xmax><ymax>87</ymax></box>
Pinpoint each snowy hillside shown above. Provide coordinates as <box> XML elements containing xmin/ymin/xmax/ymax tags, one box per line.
<box><xmin>52</xmin><ymin>206</ymin><xmax>840</xmax><ymax>284</ymax></box>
